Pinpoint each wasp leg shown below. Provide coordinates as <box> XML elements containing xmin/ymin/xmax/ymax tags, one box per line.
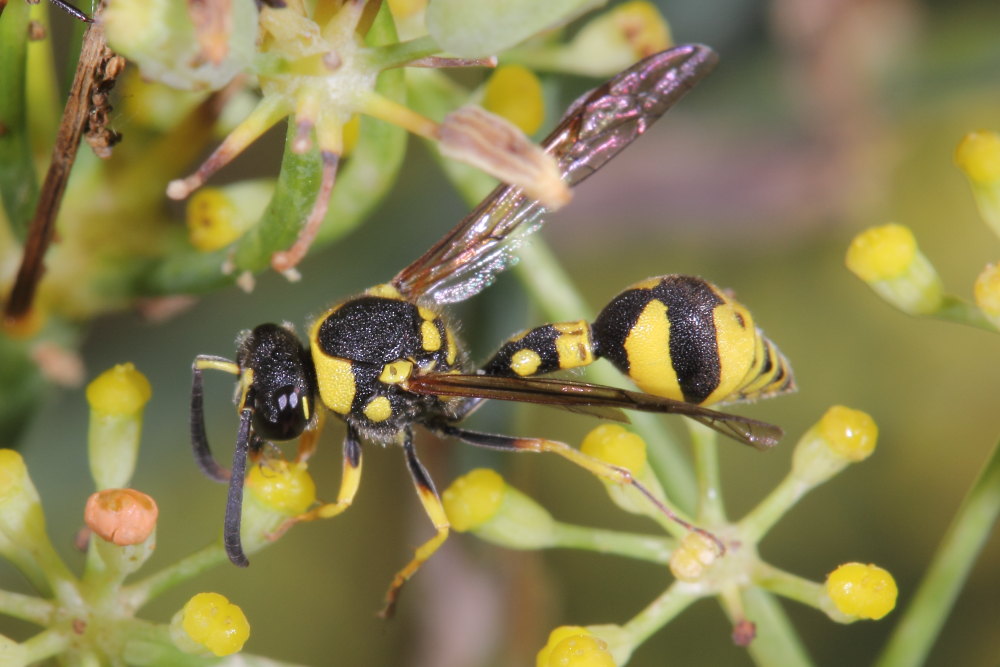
<box><xmin>223</xmin><ymin>408</ymin><xmax>262</xmax><ymax>567</ymax></box>
<box><xmin>379</xmin><ymin>430</ymin><xmax>450</xmax><ymax>619</ymax></box>
<box><xmin>191</xmin><ymin>355</ymin><xmax>242</xmax><ymax>482</ymax></box>
<box><xmin>436</xmin><ymin>424</ymin><xmax>724</xmax><ymax>554</ymax></box>
<box><xmin>49</xmin><ymin>0</ymin><xmax>94</xmax><ymax>23</ymax></box>
<box><xmin>293</xmin><ymin>409</ymin><xmax>327</xmax><ymax>464</ymax></box>
<box><xmin>269</xmin><ymin>423</ymin><xmax>362</xmax><ymax>543</ymax></box>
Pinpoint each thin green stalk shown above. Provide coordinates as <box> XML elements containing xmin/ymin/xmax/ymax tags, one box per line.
<box><xmin>365</xmin><ymin>35</ymin><xmax>440</xmax><ymax>70</ymax></box>
<box><xmin>122</xmin><ymin>542</ymin><xmax>229</xmax><ymax>609</ymax></box>
<box><xmin>688</xmin><ymin>421</ymin><xmax>725</xmax><ymax>524</ymax></box>
<box><xmin>875</xmin><ymin>437</ymin><xmax>1000</xmax><ymax>667</ymax></box>
<box><xmin>752</xmin><ymin>561</ymin><xmax>825</xmax><ymax>611</ymax></box>
<box><xmin>550</xmin><ymin>522</ymin><xmax>672</xmax><ymax>563</ymax></box>
<box><xmin>929</xmin><ymin>294</ymin><xmax>996</xmax><ymax>332</ymax></box>
<box><xmin>740</xmin><ymin>471</ymin><xmax>810</xmax><ymax>543</ymax></box>
<box><xmin>0</xmin><ymin>0</ymin><xmax>38</xmax><ymax>236</ymax></box>
<box><xmin>742</xmin><ymin>586</ymin><xmax>815</xmax><ymax>667</ymax></box>
<box><xmin>22</xmin><ymin>628</ymin><xmax>72</xmax><ymax>664</ymax></box>
<box><xmin>619</xmin><ymin>583</ymin><xmax>697</xmax><ymax>649</ymax></box>
<box><xmin>0</xmin><ymin>588</ymin><xmax>53</xmax><ymax>625</ymax></box>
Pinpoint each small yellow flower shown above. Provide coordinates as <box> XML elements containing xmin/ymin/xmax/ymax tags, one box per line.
<box><xmin>483</xmin><ymin>65</ymin><xmax>545</xmax><ymax>136</ymax></box>
<box><xmin>955</xmin><ymin>131</ymin><xmax>1000</xmax><ymax>239</ymax></box>
<box><xmin>538</xmin><ymin>626</ymin><xmax>616</xmax><ymax>667</ymax></box>
<box><xmin>246</xmin><ymin>460</ymin><xmax>317</xmax><ymax>515</ymax></box>
<box><xmin>845</xmin><ymin>224</ymin><xmax>919</xmax><ymax>282</ymax></box>
<box><xmin>84</xmin><ymin>489</ymin><xmax>159</xmax><ymax>546</ymax></box>
<box><xmin>817</xmin><ymin>406</ymin><xmax>878</xmax><ymax>463</ymax></box>
<box><xmin>173</xmin><ymin>592</ymin><xmax>250</xmax><ymax>657</ymax></box>
<box><xmin>86</xmin><ymin>364</ymin><xmax>152</xmax><ymax>416</ymax></box>
<box><xmin>186</xmin><ymin>180</ymin><xmax>273</xmax><ymax>251</ymax></box>
<box><xmin>955</xmin><ymin>130</ymin><xmax>1000</xmax><ymax>185</ymax></box>
<box><xmin>580</xmin><ymin>424</ymin><xmax>647</xmax><ymax>476</ymax></box>
<box><xmin>826</xmin><ymin>563</ymin><xmax>897</xmax><ymax>620</ymax></box>
<box><xmin>669</xmin><ymin>531</ymin><xmax>719</xmax><ymax>582</ymax></box>
<box><xmin>561</xmin><ymin>2</ymin><xmax>672</xmax><ymax>76</ymax></box>
<box><xmin>442</xmin><ymin>467</ymin><xmax>505</xmax><ymax>532</ymax></box>
<box><xmin>845</xmin><ymin>224</ymin><xmax>943</xmax><ymax>315</ymax></box>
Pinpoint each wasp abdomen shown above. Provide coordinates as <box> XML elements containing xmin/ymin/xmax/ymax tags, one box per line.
<box><xmin>591</xmin><ymin>275</ymin><xmax>793</xmax><ymax>406</ymax></box>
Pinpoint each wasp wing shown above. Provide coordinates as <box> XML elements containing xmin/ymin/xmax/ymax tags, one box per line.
<box><xmin>391</xmin><ymin>44</ymin><xmax>718</xmax><ymax>305</ymax></box>
<box><xmin>407</xmin><ymin>373</ymin><xmax>782</xmax><ymax>450</ymax></box>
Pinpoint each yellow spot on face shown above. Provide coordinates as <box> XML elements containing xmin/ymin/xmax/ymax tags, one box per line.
<box><xmin>421</xmin><ymin>320</ymin><xmax>442</xmax><ymax>351</ymax></box>
<box><xmin>553</xmin><ymin>321</ymin><xmax>593</xmax><ymax>369</ymax></box>
<box><xmin>363</xmin><ymin>396</ymin><xmax>393</xmax><ymax>422</ymax></box>
<box><xmin>312</xmin><ymin>355</ymin><xmax>355</xmax><ymax>414</ymax></box>
<box><xmin>380</xmin><ymin>360</ymin><xmax>413</xmax><ymax>384</ymax></box>
<box><xmin>510</xmin><ymin>349</ymin><xmax>542</xmax><ymax>376</ymax></box>
<box><xmin>623</xmin><ymin>299</ymin><xmax>682</xmax><ymax>400</ymax></box>
<box><xmin>365</xmin><ymin>283</ymin><xmax>402</xmax><ymax>299</ymax></box>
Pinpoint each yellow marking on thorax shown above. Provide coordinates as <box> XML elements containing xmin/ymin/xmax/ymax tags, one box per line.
<box><xmin>366</xmin><ymin>283</ymin><xmax>402</xmax><ymax>299</ymax></box>
<box><xmin>312</xmin><ymin>355</ymin><xmax>356</xmax><ymax>414</ymax></box>
<box><xmin>380</xmin><ymin>360</ymin><xmax>413</xmax><ymax>384</ymax></box>
<box><xmin>421</xmin><ymin>320</ymin><xmax>442</xmax><ymax>351</ymax></box>
<box><xmin>363</xmin><ymin>396</ymin><xmax>393</xmax><ymax>422</ymax></box>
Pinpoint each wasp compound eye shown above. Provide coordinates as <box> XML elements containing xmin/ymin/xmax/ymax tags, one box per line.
<box><xmin>253</xmin><ymin>385</ymin><xmax>310</xmax><ymax>441</ymax></box>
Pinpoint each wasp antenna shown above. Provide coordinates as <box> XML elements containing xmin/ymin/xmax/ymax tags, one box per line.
<box><xmin>223</xmin><ymin>410</ymin><xmax>253</xmax><ymax>567</ymax></box>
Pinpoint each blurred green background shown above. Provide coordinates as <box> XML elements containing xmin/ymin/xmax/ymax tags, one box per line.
<box><xmin>5</xmin><ymin>0</ymin><xmax>1000</xmax><ymax>665</ymax></box>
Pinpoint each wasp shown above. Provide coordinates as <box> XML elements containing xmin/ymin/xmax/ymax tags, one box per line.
<box><xmin>190</xmin><ymin>45</ymin><xmax>795</xmax><ymax>616</ymax></box>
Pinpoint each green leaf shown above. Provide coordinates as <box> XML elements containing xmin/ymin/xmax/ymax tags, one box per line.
<box><xmin>0</xmin><ymin>0</ymin><xmax>39</xmax><ymax>238</ymax></box>
<box><xmin>426</xmin><ymin>0</ymin><xmax>605</xmax><ymax>58</ymax></box>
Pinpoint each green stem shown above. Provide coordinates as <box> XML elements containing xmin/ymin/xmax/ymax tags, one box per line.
<box><xmin>742</xmin><ymin>586</ymin><xmax>815</xmax><ymax>667</ymax></box>
<box><xmin>550</xmin><ymin>522</ymin><xmax>672</xmax><ymax>563</ymax></box>
<box><xmin>619</xmin><ymin>583</ymin><xmax>698</xmax><ymax>650</ymax></box>
<box><xmin>752</xmin><ymin>561</ymin><xmax>826</xmax><ymax>612</ymax></box>
<box><xmin>22</xmin><ymin>628</ymin><xmax>72</xmax><ymax>664</ymax></box>
<box><xmin>122</xmin><ymin>542</ymin><xmax>229</xmax><ymax>610</ymax></box>
<box><xmin>929</xmin><ymin>294</ymin><xmax>997</xmax><ymax>332</ymax></box>
<box><xmin>875</xmin><ymin>437</ymin><xmax>1000</xmax><ymax>667</ymax></box>
<box><xmin>0</xmin><ymin>588</ymin><xmax>53</xmax><ymax>625</ymax></box>
<box><xmin>739</xmin><ymin>470</ymin><xmax>810</xmax><ymax>543</ymax></box>
<box><xmin>0</xmin><ymin>0</ymin><xmax>38</xmax><ymax>237</ymax></box>
<box><xmin>688</xmin><ymin>421</ymin><xmax>725</xmax><ymax>524</ymax></box>
<box><xmin>364</xmin><ymin>35</ymin><xmax>440</xmax><ymax>70</ymax></box>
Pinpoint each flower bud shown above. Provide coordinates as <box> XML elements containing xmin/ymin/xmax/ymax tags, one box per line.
<box><xmin>955</xmin><ymin>131</ymin><xmax>1000</xmax><ymax>238</ymax></box>
<box><xmin>86</xmin><ymin>364</ymin><xmax>152</xmax><ymax>490</ymax></box>
<box><xmin>974</xmin><ymin>262</ymin><xmax>1000</xmax><ymax>329</ymax></box>
<box><xmin>579</xmin><ymin>425</ymin><xmax>667</xmax><ymax>518</ymax></box>
<box><xmin>483</xmin><ymin>65</ymin><xmax>545</xmax><ymax>136</ymax></box>
<box><xmin>557</xmin><ymin>2</ymin><xmax>671</xmax><ymax>76</ymax></box>
<box><xmin>239</xmin><ymin>460</ymin><xmax>317</xmax><ymax>556</ymax></box>
<box><xmin>84</xmin><ymin>489</ymin><xmax>158</xmax><ymax>547</ymax></box>
<box><xmin>669</xmin><ymin>531</ymin><xmax>720</xmax><ymax>582</ymax></box>
<box><xmin>824</xmin><ymin>562</ymin><xmax>897</xmax><ymax>621</ymax></box>
<box><xmin>845</xmin><ymin>224</ymin><xmax>943</xmax><ymax>315</ymax></box>
<box><xmin>537</xmin><ymin>626</ymin><xmax>616</xmax><ymax>667</ymax></box>
<box><xmin>171</xmin><ymin>592</ymin><xmax>250</xmax><ymax>657</ymax></box>
<box><xmin>186</xmin><ymin>180</ymin><xmax>273</xmax><ymax>251</ymax></box>
<box><xmin>792</xmin><ymin>406</ymin><xmax>878</xmax><ymax>488</ymax></box>
<box><xmin>0</xmin><ymin>450</ymin><xmax>48</xmax><ymax>562</ymax></box>
<box><xmin>442</xmin><ymin>468</ymin><xmax>556</xmax><ymax>549</ymax></box>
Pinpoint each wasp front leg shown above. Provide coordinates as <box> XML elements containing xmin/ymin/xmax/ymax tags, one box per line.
<box><xmin>481</xmin><ymin>320</ymin><xmax>595</xmax><ymax>378</ymax></box>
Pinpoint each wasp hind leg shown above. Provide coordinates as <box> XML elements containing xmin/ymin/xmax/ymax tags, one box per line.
<box><xmin>436</xmin><ymin>424</ymin><xmax>724</xmax><ymax>554</ymax></box>
<box><xmin>379</xmin><ymin>430</ymin><xmax>450</xmax><ymax>619</ymax></box>
<box><xmin>268</xmin><ymin>422</ymin><xmax>363</xmax><ymax>544</ymax></box>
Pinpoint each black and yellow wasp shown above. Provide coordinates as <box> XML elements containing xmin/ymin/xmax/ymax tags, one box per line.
<box><xmin>190</xmin><ymin>45</ymin><xmax>794</xmax><ymax>616</ymax></box>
